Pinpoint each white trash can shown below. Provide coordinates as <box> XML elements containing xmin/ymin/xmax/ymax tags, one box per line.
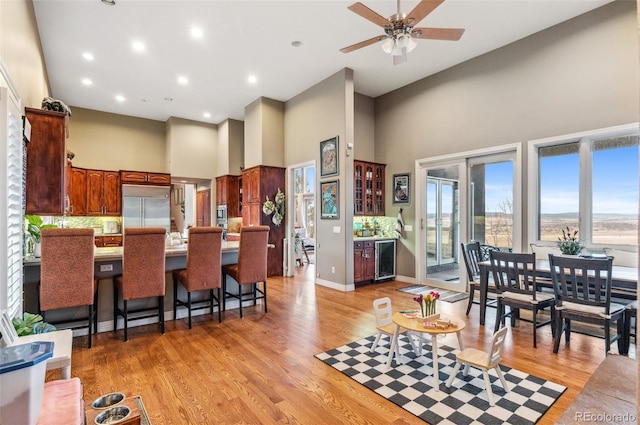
<box><xmin>0</xmin><ymin>341</ymin><xmax>54</xmax><ymax>425</ymax></box>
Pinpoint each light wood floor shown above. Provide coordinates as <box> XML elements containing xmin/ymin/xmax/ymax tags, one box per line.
<box><xmin>60</xmin><ymin>264</ymin><xmax>636</xmax><ymax>424</ymax></box>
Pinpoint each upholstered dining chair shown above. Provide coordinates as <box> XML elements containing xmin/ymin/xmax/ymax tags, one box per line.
<box><xmin>222</xmin><ymin>225</ymin><xmax>269</xmax><ymax>318</ymax></box>
<box><xmin>39</xmin><ymin>228</ymin><xmax>97</xmax><ymax>349</ymax></box>
<box><xmin>445</xmin><ymin>326</ymin><xmax>510</xmax><ymax>406</ymax></box>
<box><xmin>548</xmin><ymin>254</ymin><xmax>624</xmax><ymax>354</ymax></box>
<box><xmin>490</xmin><ymin>251</ymin><xmax>555</xmax><ymax>348</ymax></box>
<box><xmin>173</xmin><ymin>226</ymin><xmax>223</xmax><ymax>328</ymax></box>
<box><xmin>461</xmin><ymin>242</ymin><xmax>498</xmax><ymax>316</ymax></box>
<box><xmin>113</xmin><ymin>227</ymin><xmax>166</xmax><ymax>341</ymax></box>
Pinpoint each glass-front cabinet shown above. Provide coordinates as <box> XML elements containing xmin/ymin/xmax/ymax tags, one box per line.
<box><xmin>354</xmin><ymin>160</ymin><xmax>385</xmax><ymax>216</ymax></box>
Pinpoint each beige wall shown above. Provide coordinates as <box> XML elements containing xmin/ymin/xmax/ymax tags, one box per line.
<box><xmin>244</xmin><ymin>97</ymin><xmax>284</xmax><ymax>168</ymax></box>
<box><xmin>166</xmin><ymin>116</ymin><xmax>218</xmax><ymax>180</ymax></box>
<box><xmin>285</xmin><ymin>68</ymin><xmax>354</xmax><ymax>289</ymax></box>
<box><xmin>0</xmin><ymin>0</ymin><xmax>49</xmax><ymax>109</ymax></box>
<box><xmin>67</xmin><ymin>107</ymin><xmax>166</xmax><ymax>172</ymax></box>
<box><xmin>375</xmin><ymin>0</ymin><xmax>639</xmax><ymax>277</ymax></box>
<box><xmin>216</xmin><ymin>118</ymin><xmax>244</xmax><ymax>176</ymax></box>
<box><xmin>354</xmin><ymin>93</ymin><xmax>375</xmax><ymax>163</ymax></box>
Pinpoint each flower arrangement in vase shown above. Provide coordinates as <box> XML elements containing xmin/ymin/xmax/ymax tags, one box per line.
<box><xmin>413</xmin><ymin>291</ymin><xmax>440</xmax><ymax>319</ymax></box>
<box><xmin>558</xmin><ymin>226</ymin><xmax>583</xmax><ymax>255</ymax></box>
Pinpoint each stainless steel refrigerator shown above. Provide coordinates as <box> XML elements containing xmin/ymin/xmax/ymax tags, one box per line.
<box><xmin>122</xmin><ymin>184</ymin><xmax>171</xmax><ymax>231</ymax></box>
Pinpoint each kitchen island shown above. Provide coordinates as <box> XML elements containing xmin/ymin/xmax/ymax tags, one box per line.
<box><xmin>22</xmin><ymin>242</ymin><xmax>246</xmax><ymax>334</ymax></box>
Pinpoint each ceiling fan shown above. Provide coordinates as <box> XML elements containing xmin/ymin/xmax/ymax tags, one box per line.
<box><xmin>340</xmin><ymin>0</ymin><xmax>465</xmax><ymax>65</ymax></box>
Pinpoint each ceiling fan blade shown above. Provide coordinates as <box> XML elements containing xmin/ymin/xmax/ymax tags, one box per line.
<box><xmin>405</xmin><ymin>0</ymin><xmax>445</xmax><ymax>27</ymax></box>
<box><xmin>411</xmin><ymin>27</ymin><xmax>465</xmax><ymax>41</ymax></box>
<box><xmin>348</xmin><ymin>2</ymin><xmax>391</xmax><ymax>28</ymax></box>
<box><xmin>340</xmin><ymin>35</ymin><xmax>387</xmax><ymax>53</ymax></box>
<box><xmin>393</xmin><ymin>48</ymin><xmax>408</xmax><ymax>66</ymax></box>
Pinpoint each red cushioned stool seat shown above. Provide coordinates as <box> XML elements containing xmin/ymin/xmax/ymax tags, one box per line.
<box><xmin>37</xmin><ymin>377</ymin><xmax>84</xmax><ymax>425</ymax></box>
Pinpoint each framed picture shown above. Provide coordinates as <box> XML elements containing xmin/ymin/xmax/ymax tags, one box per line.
<box><xmin>392</xmin><ymin>173</ymin><xmax>410</xmax><ymax>204</ymax></box>
<box><xmin>320</xmin><ymin>180</ymin><xmax>339</xmax><ymax>219</ymax></box>
<box><xmin>320</xmin><ymin>136</ymin><xmax>339</xmax><ymax>177</ymax></box>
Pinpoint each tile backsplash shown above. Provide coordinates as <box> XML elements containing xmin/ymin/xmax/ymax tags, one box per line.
<box><xmin>353</xmin><ymin>216</ymin><xmax>397</xmax><ymax>237</ymax></box>
<box><xmin>45</xmin><ymin>216</ymin><xmax>122</xmax><ymax>234</ymax></box>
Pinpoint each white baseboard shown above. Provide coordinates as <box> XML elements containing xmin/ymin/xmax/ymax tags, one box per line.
<box><xmin>395</xmin><ymin>274</ymin><xmax>415</xmax><ymax>284</ymax></box>
<box><xmin>315</xmin><ymin>278</ymin><xmax>355</xmax><ymax>292</ymax></box>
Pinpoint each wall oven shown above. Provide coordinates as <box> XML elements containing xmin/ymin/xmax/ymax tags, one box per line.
<box><xmin>216</xmin><ymin>205</ymin><xmax>227</xmax><ymax>228</ymax></box>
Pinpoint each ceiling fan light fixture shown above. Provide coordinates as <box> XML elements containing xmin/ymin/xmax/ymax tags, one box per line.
<box><xmin>406</xmin><ymin>37</ymin><xmax>417</xmax><ymax>53</ymax></box>
<box><xmin>381</xmin><ymin>38</ymin><xmax>394</xmax><ymax>54</ymax></box>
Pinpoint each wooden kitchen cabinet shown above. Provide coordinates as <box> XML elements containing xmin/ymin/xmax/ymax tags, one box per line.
<box><xmin>94</xmin><ymin>235</ymin><xmax>122</xmax><ymax>247</ymax></box>
<box><xmin>120</xmin><ymin>170</ymin><xmax>171</xmax><ymax>186</ymax></box>
<box><xmin>215</xmin><ymin>175</ymin><xmax>240</xmax><ymax>217</ymax></box>
<box><xmin>66</xmin><ymin>166</ymin><xmax>87</xmax><ymax>216</ymax></box>
<box><xmin>24</xmin><ymin>108</ymin><xmax>68</xmax><ymax>215</ymax></box>
<box><xmin>241</xmin><ymin>165</ymin><xmax>285</xmax><ymax>276</ymax></box>
<box><xmin>354</xmin><ymin>160</ymin><xmax>385</xmax><ymax>216</ymax></box>
<box><xmin>87</xmin><ymin>169</ymin><xmax>121</xmax><ymax>216</ymax></box>
<box><xmin>354</xmin><ymin>241</ymin><xmax>376</xmax><ymax>283</ymax></box>
<box><xmin>196</xmin><ymin>189</ymin><xmax>211</xmax><ymax>227</ymax></box>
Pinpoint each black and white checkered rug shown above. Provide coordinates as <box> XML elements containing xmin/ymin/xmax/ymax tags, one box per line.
<box><xmin>315</xmin><ymin>334</ymin><xmax>566</xmax><ymax>425</ymax></box>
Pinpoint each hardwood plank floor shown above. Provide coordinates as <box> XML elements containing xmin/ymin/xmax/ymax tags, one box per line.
<box><xmin>60</xmin><ymin>264</ymin><xmax>636</xmax><ymax>424</ymax></box>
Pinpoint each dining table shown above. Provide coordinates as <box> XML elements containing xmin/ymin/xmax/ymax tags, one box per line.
<box><xmin>387</xmin><ymin>312</ymin><xmax>466</xmax><ymax>391</ymax></box>
<box><xmin>477</xmin><ymin>258</ymin><xmax>638</xmax><ymax>326</ymax></box>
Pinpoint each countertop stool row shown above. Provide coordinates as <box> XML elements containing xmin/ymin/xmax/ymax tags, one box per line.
<box><xmin>34</xmin><ymin>226</ymin><xmax>271</xmax><ymax>347</ymax></box>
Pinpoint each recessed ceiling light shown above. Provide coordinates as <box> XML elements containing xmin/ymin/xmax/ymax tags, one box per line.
<box><xmin>115</xmin><ymin>95</ymin><xmax>125</xmax><ymax>102</ymax></box>
<box><xmin>291</xmin><ymin>41</ymin><xmax>302</xmax><ymax>47</ymax></box>
<box><xmin>177</xmin><ymin>76</ymin><xmax>188</xmax><ymax>85</ymax></box>
<box><xmin>82</xmin><ymin>52</ymin><xmax>94</xmax><ymax>61</ymax></box>
<box><xmin>164</xmin><ymin>97</ymin><xmax>173</xmax><ymax>101</ymax></box>
<box><xmin>132</xmin><ymin>41</ymin><xmax>145</xmax><ymax>52</ymax></box>
<box><xmin>82</xmin><ymin>78</ymin><xmax>93</xmax><ymax>86</ymax></box>
<box><xmin>247</xmin><ymin>75</ymin><xmax>258</xmax><ymax>84</ymax></box>
<box><xmin>191</xmin><ymin>27</ymin><xmax>203</xmax><ymax>39</ymax></box>
<box><xmin>203</xmin><ymin>112</ymin><xmax>211</xmax><ymax>118</ymax></box>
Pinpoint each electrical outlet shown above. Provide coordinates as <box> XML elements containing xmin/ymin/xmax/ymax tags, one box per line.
<box><xmin>331</xmin><ymin>266</ymin><xmax>335</xmax><ymax>273</ymax></box>
<box><xmin>405</xmin><ymin>225</ymin><xmax>413</xmax><ymax>232</ymax></box>
<box><xmin>100</xmin><ymin>264</ymin><xmax>113</xmax><ymax>272</ymax></box>
<box><xmin>333</xmin><ymin>226</ymin><xmax>341</xmax><ymax>233</ymax></box>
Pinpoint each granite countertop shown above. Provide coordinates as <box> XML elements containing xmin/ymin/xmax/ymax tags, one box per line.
<box><xmin>353</xmin><ymin>235</ymin><xmax>398</xmax><ymax>241</ymax></box>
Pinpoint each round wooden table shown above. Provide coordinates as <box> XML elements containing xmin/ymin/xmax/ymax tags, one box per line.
<box><xmin>387</xmin><ymin>312</ymin><xmax>466</xmax><ymax>391</ymax></box>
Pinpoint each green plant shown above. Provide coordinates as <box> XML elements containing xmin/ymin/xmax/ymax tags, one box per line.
<box><xmin>558</xmin><ymin>226</ymin><xmax>583</xmax><ymax>255</ymax></box>
<box><xmin>24</xmin><ymin>215</ymin><xmax>57</xmax><ymax>243</ymax></box>
<box><xmin>12</xmin><ymin>312</ymin><xmax>56</xmax><ymax>336</ymax></box>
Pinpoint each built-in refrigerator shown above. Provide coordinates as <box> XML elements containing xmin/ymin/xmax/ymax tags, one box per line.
<box><xmin>122</xmin><ymin>184</ymin><xmax>171</xmax><ymax>231</ymax></box>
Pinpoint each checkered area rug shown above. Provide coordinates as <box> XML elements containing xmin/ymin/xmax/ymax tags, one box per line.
<box><xmin>315</xmin><ymin>335</ymin><xmax>566</xmax><ymax>425</ymax></box>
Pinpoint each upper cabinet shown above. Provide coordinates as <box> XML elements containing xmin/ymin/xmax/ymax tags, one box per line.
<box><xmin>66</xmin><ymin>166</ymin><xmax>87</xmax><ymax>216</ymax></box>
<box><xmin>24</xmin><ymin>108</ymin><xmax>68</xmax><ymax>215</ymax></box>
<box><xmin>120</xmin><ymin>170</ymin><xmax>171</xmax><ymax>186</ymax></box>
<box><xmin>354</xmin><ymin>160</ymin><xmax>385</xmax><ymax>216</ymax></box>
<box><xmin>87</xmin><ymin>169</ymin><xmax>121</xmax><ymax>216</ymax></box>
<box><xmin>215</xmin><ymin>175</ymin><xmax>240</xmax><ymax>217</ymax></box>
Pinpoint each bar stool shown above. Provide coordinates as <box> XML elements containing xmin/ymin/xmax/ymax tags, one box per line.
<box><xmin>39</xmin><ymin>228</ymin><xmax>97</xmax><ymax>349</ymax></box>
<box><xmin>622</xmin><ymin>300</ymin><xmax>637</xmax><ymax>355</ymax></box>
<box><xmin>222</xmin><ymin>226</ymin><xmax>269</xmax><ymax>318</ymax></box>
<box><xmin>113</xmin><ymin>227</ymin><xmax>166</xmax><ymax>341</ymax></box>
<box><xmin>173</xmin><ymin>227</ymin><xmax>223</xmax><ymax>328</ymax></box>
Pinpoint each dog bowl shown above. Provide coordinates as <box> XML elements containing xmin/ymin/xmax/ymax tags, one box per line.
<box><xmin>91</xmin><ymin>392</ymin><xmax>126</xmax><ymax>409</ymax></box>
<box><xmin>94</xmin><ymin>405</ymin><xmax>131</xmax><ymax>424</ymax></box>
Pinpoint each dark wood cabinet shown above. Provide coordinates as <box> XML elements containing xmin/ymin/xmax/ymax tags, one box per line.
<box><xmin>241</xmin><ymin>165</ymin><xmax>285</xmax><ymax>276</ymax></box>
<box><xmin>215</xmin><ymin>175</ymin><xmax>240</xmax><ymax>217</ymax></box>
<box><xmin>87</xmin><ymin>170</ymin><xmax>121</xmax><ymax>216</ymax></box>
<box><xmin>94</xmin><ymin>235</ymin><xmax>122</xmax><ymax>247</ymax></box>
<box><xmin>354</xmin><ymin>160</ymin><xmax>385</xmax><ymax>216</ymax></box>
<box><xmin>66</xmin><ymin>166</ymin><xmax>87</xmax><ymax>216</ymax></box>
<box><xmin>25</xmin><ymin>108</ymin><xmax>68</xmax><ymax>215</ymax></box>
<box><xmin>120</xmin><ymin>170</ymin><xmax>171</xmax><ymax>186</ymax></box>
<box><xmin>354</xmin><ymin>241</ymin><xmax>376</xmax><ymax>283</ymax></box>
<box><xmin>196</xmin><ymin>189</ymin><xmax>211</xmax><ymax>227</ymax></box>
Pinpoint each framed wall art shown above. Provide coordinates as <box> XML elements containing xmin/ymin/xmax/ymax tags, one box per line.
<box><xmin>392</xmin><ymin>173</ymin><xmax>410</xmax><ymax>204</ymax></box>
<box><xmin>320</xmin><ymin>136</ymin><xmax>339</xmax><ymax>177</ymax></box>
<box><xmin>320</xmin><ymin>180</ymin><xmax>339</xmax><ymax>219</ymax></box>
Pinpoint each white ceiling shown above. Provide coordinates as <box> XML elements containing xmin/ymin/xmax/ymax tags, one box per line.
<box><xmin>33</xmin><ymin>0</ymin><xmax>611</xmax><ymax>125</ymax></box>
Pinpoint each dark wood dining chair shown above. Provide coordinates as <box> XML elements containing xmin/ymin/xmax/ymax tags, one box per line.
<box><xmin>549</xmin><ymin>254</ymin><xmax>624</xmax><ymax>354</ymax></box>
<box><xmin>173</xmin><ymin>226</ymin><xmax>223</xmax><ymax>328</ymax></box>
<box><xmin>461</xmin><ymin>242</ymin><xmax>498</xmax><ymax>316</ymax></box>
<box><xmin>113</xmin><ymin>227</ymin><xmax>166</xmax><ymax>341</ymax></box>
<box><xmin>490</xmin><ymin>251</ymin><xmax>555</xmax><ymax>348</ymax></box>
<box><xmin>222</xmin><ymin>225</ymin><xmax>269</xmax><ymax>318</ymax></box>
<box><xmin>39</xmin><ymin>228</ymin><xmax>97</xmax><ymax>349</ymax></box>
